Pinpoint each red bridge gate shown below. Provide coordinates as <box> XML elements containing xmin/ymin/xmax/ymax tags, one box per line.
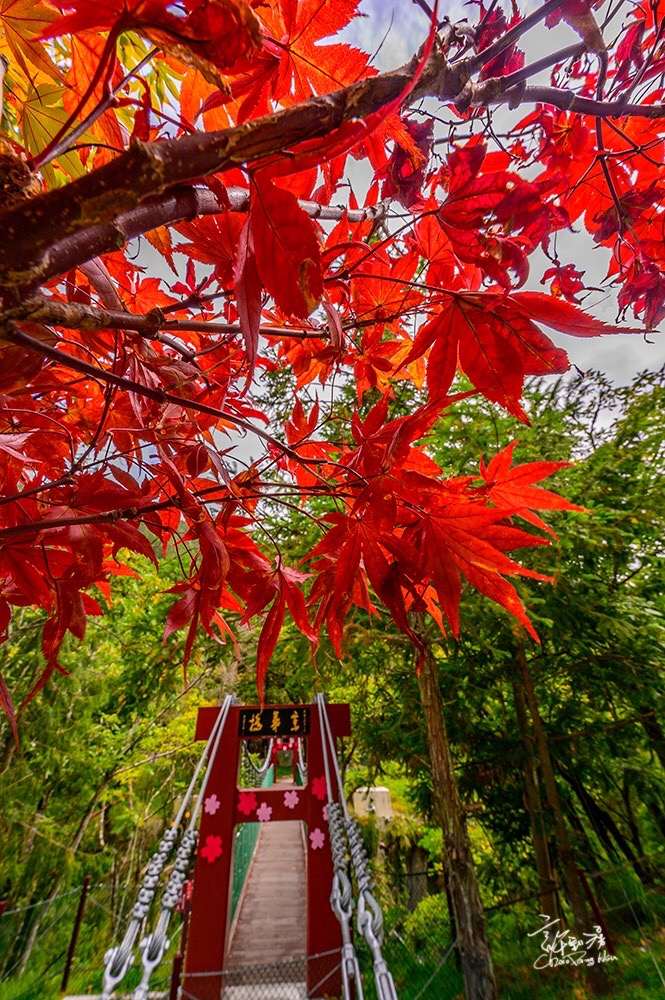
<box><xmin>182</xmin><ymin>702</ymin><xmax>351</xmax><ymax>1000</ymax></box>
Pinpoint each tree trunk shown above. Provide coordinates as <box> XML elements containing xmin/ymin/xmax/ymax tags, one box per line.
<box><xmin>512</xmin><ymin>673</ymin><xmax>560</xmax><ymax>923</ymax></box>
<box><xmin>412</xmin><ymin>615</ymin><xmax>498</xmax><ymax>1000</ymax></box>
<box><xmin>517</xmin><ymin>643</ymin><xmax>608</xmax><ymax>995</ymax></box>
<box><xmin>646</xmin><ymin>796</ymin><xmax>665</xmax><ymax>840</ymax></box>
<box><xmin>621</xmin><ymin>778</ymin><xmax>653</xmax><ymax>884</ymax></box>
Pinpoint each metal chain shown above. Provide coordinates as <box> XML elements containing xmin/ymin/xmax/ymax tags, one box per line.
<box><xmin>315</xmin><ymin>695</ymin><xmax>365</xmax><ymax>1000</ymax></box>
<box><xmin>132</xmin><ymin>830</ymin><xmax>199</xmax><ymax>1000</ymax></box>
<box><xmin>101</xmin><ymin>827</ymin><xmax>176</xmax><ymax>997</ymax></box>
<box><xmin>316</xmin><ymin>693</ymin><xmax>398</xmax><ymax>1000</ymax></box>
<box><xmin>131</xmin><ymin>695</ymin><xmax>235</xmax><ymax>999</ymax></box>
<box><xmin>241</xmin><ymin>738</ymin><xmax>274</xmax><ymax>780</ymax></box>
<box><xmin>327</xmin><ymin>801</ymin><xmax>364</xmax><ymax>1000</ymax></box>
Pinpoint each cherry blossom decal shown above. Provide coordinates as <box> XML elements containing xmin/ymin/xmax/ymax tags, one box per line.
<box><xmin>201</xmin><ymin>835</ymin><xmax>223</xmax><ymax>864</ymax></box>
<box><xmin>284</xmin><ymin>789</ymin><xmax>299</xmax><ymax>809</ymax></box>
<box><xmin>310</xmin><ymin>827</ymin><xmax>325</xmax><ymax>850</ymax></box>
<box><xmin>237</xmin><ymin>790</ymin><xmax>258</xmax><ymax>817</ymax></box>
<box><xmin>322</xmin><ymin>805</ymin><xmax>328</xmax><ymax>822</ymax></box>
<box><xmin>256</xmin><ymin>801</ymin><xmax>273</xmax><ymax>822</ymax></box>
<box><xmin>204</xmin><ymin>793</ymin><xmax>220</xmax><ymax>815</ymax></box>
<box><xmin>311</xmin><ymin>775</ymin><xmax>327</xmax><ymax>801</ymax></box>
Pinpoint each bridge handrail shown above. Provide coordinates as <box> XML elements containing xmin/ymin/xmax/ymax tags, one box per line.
<box><xmin>129</xmin><ymin>694</ymin><xmax>237</xmax><ymax>1000</ymax></box>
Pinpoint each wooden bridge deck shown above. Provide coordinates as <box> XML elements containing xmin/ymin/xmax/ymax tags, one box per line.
<box><xmin>227</xmin><ymin>799</ymin><xmax>307</xmax><ymax>972</ymax></box>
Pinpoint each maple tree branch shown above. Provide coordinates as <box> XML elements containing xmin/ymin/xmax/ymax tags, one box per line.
<box><xmin>0</xmin><ymin>321</ymin><xmax>303</xmax><ymax>460</ymax></box>
<box><xmin>4</xmin><ymin>296</ymin><xmax>325</xmax><ymax>348</ymax></box>
<box><xmin>498</xmin><ymin>42</ymin><xmax>586</xmax><ymax>90</ymax></box>
<box><xmin>2</xmin><ymin>20</ymin><xmax>661</xmax><ymax>295</ymax></box>
<box><xmin>0</xmin><ymin>482</ymin><xmax>348</xmax><ymax>541</ymax></box>
<box><xmin>0</xmin><ymin>504</ymin><xmax>181</xmax><ymax>542</ymax></box>
<box><xmin>33</xmin><ymin>47</ymin><xmax>162</xmax><ymax>171</ymax></box>
<box><xmin>34</xmin><ymin>187</ymin><xmax>387</xmax><ymax>290</ymax></box>
<box><xmin>79</xmin><ymin>260</ymin><xmax>126</xmax><ymax>311</ymax></box>
<box><xmin>0</xmin><ymin>61</ymin><xmax>427</xmax><ymax>289</ymax></box>
<box><xmin>481</xmin><ymin>83</ymin><xmax>665</xmax><ymax>117</ymax></box>
<box><xmin>411</xmin><ymin>0</ymin><xmax>435</xmax><ymax>20</ymax></box>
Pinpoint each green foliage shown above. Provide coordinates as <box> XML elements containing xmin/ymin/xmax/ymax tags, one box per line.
<box><xmin>2</xmin><ymin>368</ymin><xmax>665</xmax><ymax>998</ymax></box>
<box><xmin>0</xmin><ymin>553</ymin><xmax>233</xmax><ymax>991</ymax></box>
<box><xmin>403</xmin><ymin>893</ymin><xmax>451</xmax><ymax>952</ymax></box>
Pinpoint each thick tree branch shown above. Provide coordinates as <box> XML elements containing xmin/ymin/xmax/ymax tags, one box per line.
<box><xmin>0</xmin><ymin>57</ymin><xmax>437</xmax><ymax>290</ymax></box>
<box><xmin>2</xmin><ymin>23</ymin><xmax>663</xmax><ymax>295</ymax></box>
<box><xmin>4</xmin><ymin>296</ymin><xmax>326</xmax><ymax>344</ymax></box>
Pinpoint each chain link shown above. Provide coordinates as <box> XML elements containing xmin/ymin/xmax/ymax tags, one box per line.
<box><xmin>326</xmin><ymin>802</ymin><xmax>364</xmax><ymax>1000</ymax></box>
<box><xmin>102</xmin><ymin>826</ymin><xmax>178</xmax><ymax>998</ymax></box>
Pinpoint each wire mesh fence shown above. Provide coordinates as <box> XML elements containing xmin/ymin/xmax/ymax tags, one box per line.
<box><xmin>0</xmin><ymin>879</ymin><xmax>181</xmax><ymax>1000</ymax></box>
<box><xmin>2</xmin><ymin>851</ymin><xmax>663</xmax><ymax>999</ymax></box>
<box><xmin>179</xmin><ymin>951</ymin><xmax>339</xmax><ymax>999</ymax></box>
<box><xmin>353</xmin><ymin>868</ymin><xmax>462</xmax><ymax>1000</ymax></box>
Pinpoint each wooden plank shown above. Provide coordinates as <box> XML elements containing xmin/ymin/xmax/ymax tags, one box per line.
<box><xmin>227</xmin><ymin>818</ymin><xmax>306</xmax><ymax>969</ymax></box>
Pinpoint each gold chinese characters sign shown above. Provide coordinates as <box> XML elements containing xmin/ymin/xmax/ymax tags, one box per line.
<box><xmin>238</xmin><ymin>706</ymin><xmax>310</xmax><ymax>738</ymax></box>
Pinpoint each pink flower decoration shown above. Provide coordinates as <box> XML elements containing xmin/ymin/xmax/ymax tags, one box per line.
<box><xmin>256</xmin><ymin>801</ymin><xmax>273</xmax><ymax>822</ymax></box>
<box><xmin>312</xmin><ymin>775</ymin><xmax>327</xmax><ymax>801</ymax></box>
<box><xmin>284</xmin><ymin>790</ymin><xmax>299</xmax><ymax>810</ymax></box>
<box><xmin>204</xmin><ymin>793</ymin><xmax>220</xmax><ymax>816</ymax></box>
<box><xmin>322</xmin><ymin>805</ymin><xmax>328</xmax><ymax>821</ymax></box>
<box><xmin>237</xmin><ymin>791</ymin><xmax>258</xmax><ymax>817</ymax></box>
<box><xmin>201</xmin><ymin>835</ymin><xmax>223</xmax><ymax>864</ymax></box>
<box><xmin>310</xmin><ymin>827</ymin><xmax>325</xmax><ymax>851</ymax></box>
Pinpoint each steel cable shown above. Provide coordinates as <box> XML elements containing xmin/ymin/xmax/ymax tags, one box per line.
<box><xmin>316</xmin><ymin>693</ymin><xmax>398</xmax><ymax>1000</ymax></box>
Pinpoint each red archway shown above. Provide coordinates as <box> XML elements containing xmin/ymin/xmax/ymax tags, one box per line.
<box><xmin>182</xmin><ymin>702</ymin><xmax>351</xmax><ymax>999</ymax></box>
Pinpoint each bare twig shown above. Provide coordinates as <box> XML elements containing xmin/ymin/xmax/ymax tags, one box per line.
<box><xmin>0</xmin><ymin>321</ymin><xmax>312</xmax><ymax>463</ymax></box>
<box><xmin>466</xmin><ymin>0</ymin><xmax>569</xmax><ymax>73</ymax></box>
<box><xmin>32</xmin><ymin>47</ymin><xmax>160</xmax><ymax>170</ymax></box>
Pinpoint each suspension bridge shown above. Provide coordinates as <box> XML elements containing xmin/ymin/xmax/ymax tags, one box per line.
<box><xmin>61</xmin><ymin>696</ymin><xmax>398</xmax><ymax>1000</ymax></box>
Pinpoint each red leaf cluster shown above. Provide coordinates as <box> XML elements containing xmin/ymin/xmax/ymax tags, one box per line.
<box><xmin>0</xmin><ymin>0</ymin><xmax>661</xmax><ymax>728</ymax></box>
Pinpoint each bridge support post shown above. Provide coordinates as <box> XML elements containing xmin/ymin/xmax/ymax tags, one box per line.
<box><xmin>306</xmin><ymin>707</ymin><xmax>345</xmax><ymax>998</ymax></box>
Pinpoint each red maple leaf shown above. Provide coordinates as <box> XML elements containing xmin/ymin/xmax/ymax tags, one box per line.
<box><xmin>250</xmin><ymin>175</ymin><xmax>323</xmax><ymax>320</ymax></box>
<box><xmin>480</xmin><ymin>441</ymin><xmax>586</xmax><ymax>534</ymax></box>
<box><xmin>226</xmin><ymin>0</ymin><xmax>372</xmax><ymax>119</ymax></box>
